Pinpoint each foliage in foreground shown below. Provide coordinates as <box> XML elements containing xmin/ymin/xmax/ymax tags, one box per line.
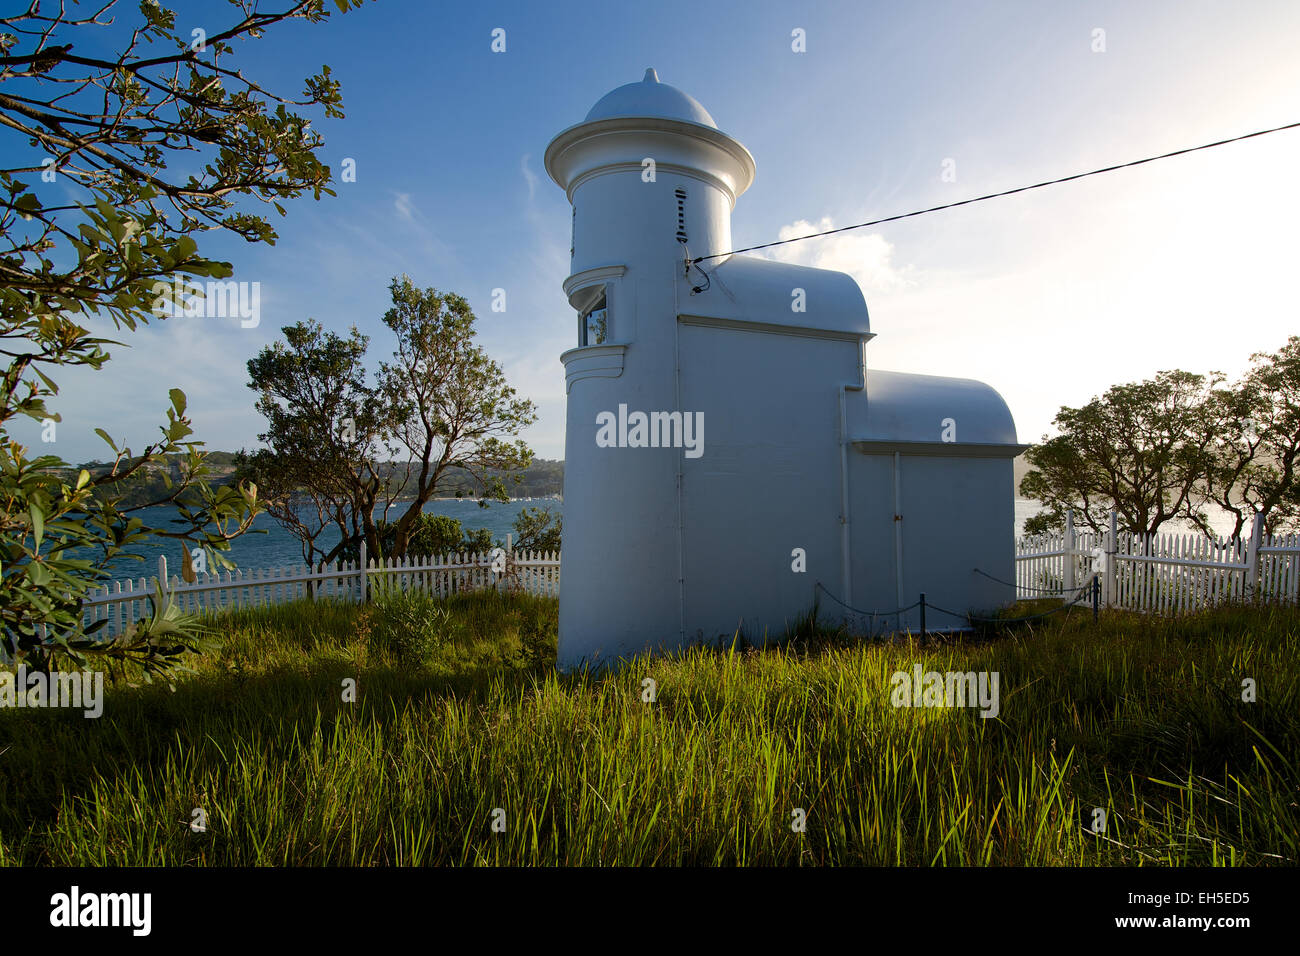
<box><xmin>1</xmin><ymin>1</ymin><xmax>366</xmax><ymax>670</ymax></box>
<box><xmin>0</xmin><ymin>596</ymin><xmax>1296</xmax><ymax>866</ymax></box>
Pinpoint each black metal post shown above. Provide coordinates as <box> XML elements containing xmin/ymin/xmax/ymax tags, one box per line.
<box><xmin>919</xmin><ymin>592</ymin><xmax>926</xmax><ymax>636</ymax></box>
<box><xmin>1092</xmin><ymin>576</ymin><xmax>1100</xmax><ymax>622</ymax></box>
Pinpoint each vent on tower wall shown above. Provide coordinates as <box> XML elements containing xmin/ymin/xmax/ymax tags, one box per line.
<box><xmin>674</xmin><ymin>187</ymin><xmax>687</xmax><ymax>242</ymax></box>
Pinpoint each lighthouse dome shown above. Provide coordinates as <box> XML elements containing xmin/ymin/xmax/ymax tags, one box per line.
<box><xmin>584</xmin><ymin>68</ymin><xmax>717</xmax><ymax>129</ymax></box>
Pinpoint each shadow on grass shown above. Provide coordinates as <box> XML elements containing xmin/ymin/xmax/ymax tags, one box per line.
<box><xmin>0</xmin><ymin>591</ymin><xmax>562</xmax><ymax>846</ymax></box>
<box><xmin>2</xmin><ymin>593</ymin><xmax>1298</xmax><ymax>865</ymax></box>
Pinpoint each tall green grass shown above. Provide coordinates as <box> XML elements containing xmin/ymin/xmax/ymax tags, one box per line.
<box><xmin>1</xmin><ymin>594</ymin><xmax>1295</xmax><ymax>865</ymax></box>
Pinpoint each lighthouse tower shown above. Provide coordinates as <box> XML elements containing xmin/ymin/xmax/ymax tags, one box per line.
<box><xmin>546</xmin><ymin>71</ymin><xmax>1025</xmax><ymax>669</ymax></box>
<box><xmin>545</xmin><ymin>68</ymin><xmax>750</xmax><ymax>667</ymax></box>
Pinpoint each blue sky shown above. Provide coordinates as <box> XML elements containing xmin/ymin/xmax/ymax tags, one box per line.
<box><xmin>16</xmin><ymin>0</ymin><xmax>1300</xmax><ymax>465</ymax></box>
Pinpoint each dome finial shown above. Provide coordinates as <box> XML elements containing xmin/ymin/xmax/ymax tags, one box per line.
<box><xmin>578</xmin><ymin>70</ymin><xmax>719</xmax><ymax>128</ymax></box>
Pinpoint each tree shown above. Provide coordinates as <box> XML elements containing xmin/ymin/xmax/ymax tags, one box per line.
<box><xmin>0</xmin><ymin>1</ymin><xmax>363</xmax><ymax>672</ymax></box>
<box><xmin>374</xmin><ymin>275</ymin><xmax>537</xmax><ymax>558</ymax></box>
<box><xmin>240</xmin><ymin>319</ymin><xmax>390</xmax><ymax>567</ymax></box>
<box><xmin>1020</xmin><ymin>370</ymin><xmax>1222</xmax><ymax>536</ymax></box>
<box><xmin>511</xmin><ymin>505</ymin><xmax>561</xmax><ymax>553</ymax></box>
<box><xmin>1188</xmin><ymin>337</ymin><xmax>1300</xmax><ymax>538</ymax></box>
<box><xmin>246</xmin><ymin>276</ymin><xmax>539</xmax><ymax>565</ymax></box>
<box><xmin>339</xmin><ymin>513</ymin><xmax>496</xmax><ymax>564</ymax></box>
<box><xmin>389</xmin><ymin>513</ymin><xmax>483</xmax><ymax>556</ymax></box>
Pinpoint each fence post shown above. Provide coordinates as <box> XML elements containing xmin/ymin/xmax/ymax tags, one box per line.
<box><xmin>1104</xmin><ymin>510</ymin><xmax>1118</xmax><ymax>608</ymax></box>
<box><xmin>502</xmin><ymin>533</ymin><xmax>512</xmax><ymax>595</ymax></box>
<box><xmin>1244</xmin><ymin>512</ymin><xmax>1263</xmax><ymax>603</ymax></box>
<box><xmin>1291</xmin><ymin>533</ymin><xmax>1300</xmax><ymax>606</ymax></box>
<box><xmin>359</xmin><ymin>540</ymin><xmax>368</xmax><ymax>604</ymax></box>
<box><xmin>1063</xmin><ymin>509</ymin><xmax>1075</xmax><ymax>599</ymax></box>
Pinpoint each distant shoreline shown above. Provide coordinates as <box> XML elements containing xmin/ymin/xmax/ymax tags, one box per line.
<box><xmin>390</xmin><ymin>496</ymin><xmax>562</xmax><ymax>504</ymax></box>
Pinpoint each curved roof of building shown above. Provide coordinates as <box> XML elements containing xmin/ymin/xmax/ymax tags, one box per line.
<box><xmin>679</xmin><ymin>254</ymin><xmax>871</xmax><ymax>336</ymax></box>
<box><xmin>584</xmin><ymin>68</ymin><xmax>718</xmax><ymax>129</ymax></box>
<box><xmin>851</xmin><ymin>369</ymin><xmax>1021</xmax><ymax>448</ymax></box>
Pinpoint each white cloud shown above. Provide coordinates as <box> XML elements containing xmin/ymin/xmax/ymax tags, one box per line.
<box><xmin>520</xmin><ymin>153</ymin><xmax>540</xmax><ymax>203</ymax></box>
<box><xmin>519</xmin><ymin>153</ymin><xmax>569</xmax><ymax>279</ymax></box>
<box><xmin>393</xmin><ymin>191</ymin><xmax>415</xmax><ymax>222</ymax></box>
<box><xmin>8</xmin><ymin>307</ymin><xmax>271</xmax><ymax>463</ymax></box>
<box><xmin>765</xmin><ymin>217</ymin><xmax>915</xmax><ymax>295</ymax></box>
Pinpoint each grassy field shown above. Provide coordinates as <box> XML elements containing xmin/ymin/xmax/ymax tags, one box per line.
<box><xmin>1</xmin><ymin>590</ymin><xmax>1296</xmax><ymax>866</ymax></box>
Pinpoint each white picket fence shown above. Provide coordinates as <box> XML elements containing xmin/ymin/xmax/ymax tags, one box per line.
<box><xmin>81</xmin><ymin>537</ymin><xmax>559</xmax><ymax>638</ymax></box>
<box><xmin>72</xmin><ymin>509</ymin><xmax>1300</xmax><ymax>637</ymax></box>
<box><xmin>1015</xmin><ymin>510</ymin><xmax>1300</xmax><ymax>613</ymax></box>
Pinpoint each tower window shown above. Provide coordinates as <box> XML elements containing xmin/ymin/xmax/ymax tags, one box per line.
<box><xmin>579</xmin><ymin>291</ymin><xmax>608</xmax><ymax>346</ymax></box>
<box><xmin>674</xmin><ymin>187</ymin><xmax>687</xmax><ymax>242</ymax></box>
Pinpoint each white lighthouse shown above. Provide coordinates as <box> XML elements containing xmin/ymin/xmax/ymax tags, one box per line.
<box><xmin>546</xmin><ymin>70</ymin><xmax>1026</xmax><ymax>669</ymax></box>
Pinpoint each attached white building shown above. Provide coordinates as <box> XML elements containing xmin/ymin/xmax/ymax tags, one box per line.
<box><xmin>546</xmin><ymin>70</ymin><xmax>1026</xmax><ymax>669</ymax></box>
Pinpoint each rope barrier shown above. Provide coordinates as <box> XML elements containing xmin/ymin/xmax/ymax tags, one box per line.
<box><xmin>816</xmin><ymin>578</ymin><xmax>1098</xmax><ymax>633</ymax></box>
<box><xmin>973</xmin><ymin>567</ymin><xmax>1094</xmax><ymax>594</ymax></box>
<box><xmin>926</xmin><ymin>583</ymin><xmax>1095</xmax><ymax>625</ymax></box>
<box><xmin>814</xmin><ymin>582</ymin><xmax>919</xmax><ymax>618</ymax></box>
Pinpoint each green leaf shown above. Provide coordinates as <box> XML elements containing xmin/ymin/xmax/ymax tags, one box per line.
<box><xmin>29</xmin><ymin>504</ymin><xmax>44</xmax><ymax>547</ymax></box>
<box><xmin>94</xmin><ymin>428</ymin><xmax>119</xmax><ymax>452</ymax></box>
<box><xmin>31</xmin><ymin>366</ymin><xmax>61</xmax><ymax>395</ymax></box>
<box><xmin>27</xmin><ymin>561</ymin><xmax>51</xmax><ymax>587</ymax></box>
